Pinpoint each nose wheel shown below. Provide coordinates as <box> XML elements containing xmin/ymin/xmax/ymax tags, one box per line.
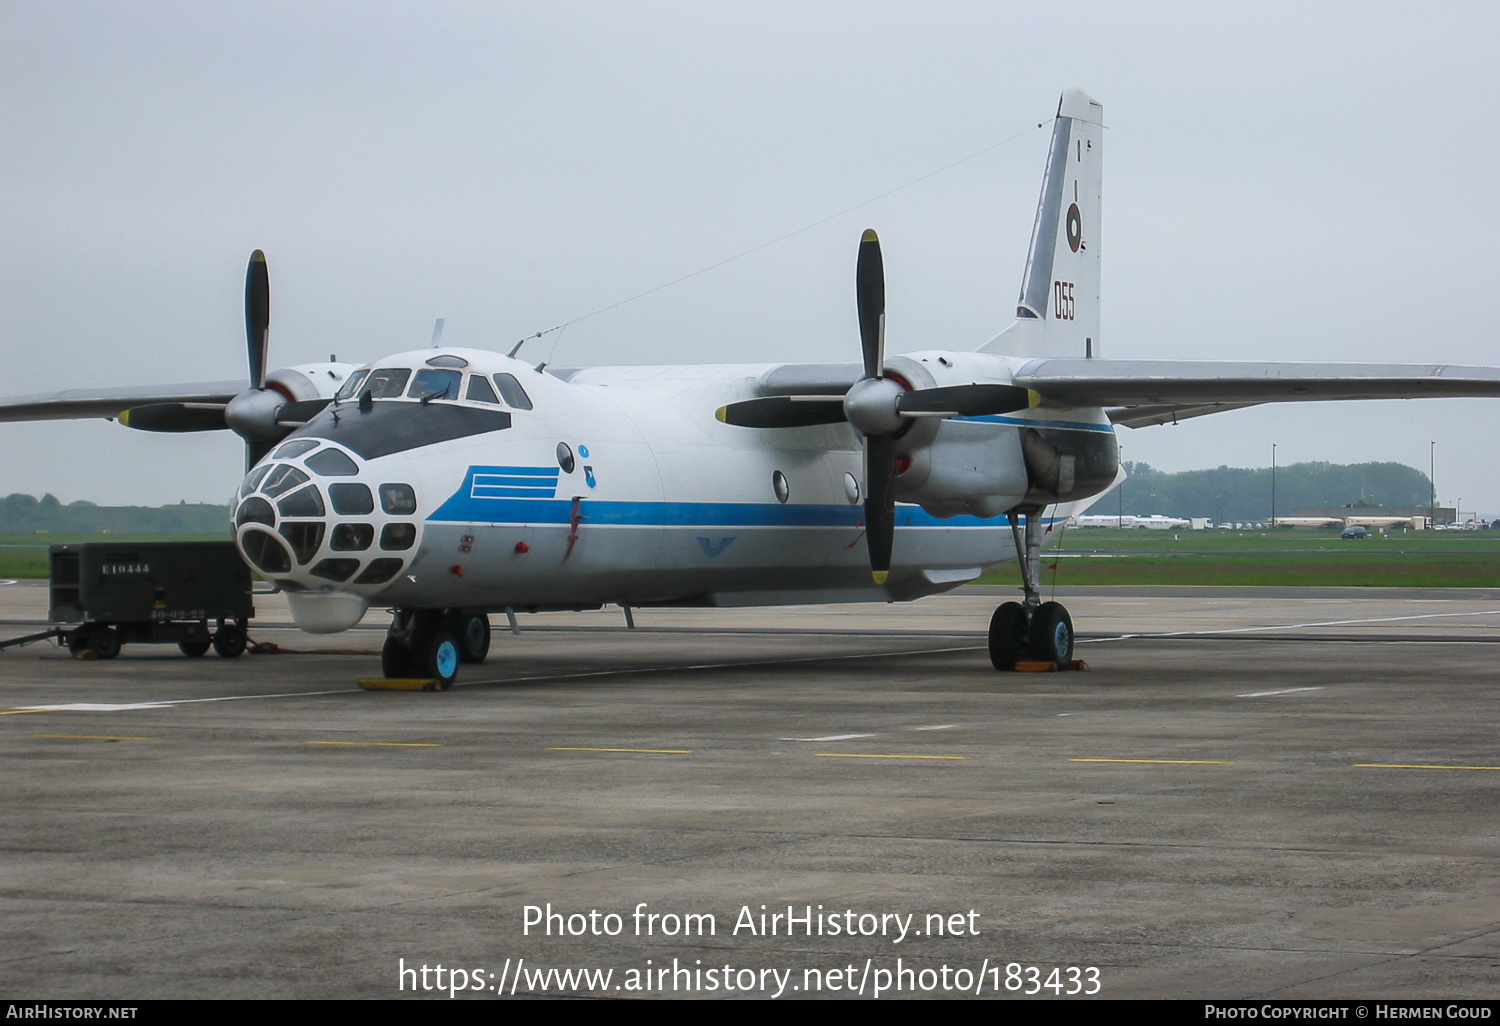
<box><xmin>381</xmin><ymin>609</ymin><xmax>459</xmax><ymax>689</ymax></box>
<box><xmin>989</xmin><ymin>510</ymin><xmax>1078</xmax><ymax>671</ymax></box>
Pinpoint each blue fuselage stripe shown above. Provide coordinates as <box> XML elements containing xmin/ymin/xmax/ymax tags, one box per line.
<box><xmin>428</xmin><ymin>495</ymin><xmax>1035</xmax><ymax>529</ymax></box>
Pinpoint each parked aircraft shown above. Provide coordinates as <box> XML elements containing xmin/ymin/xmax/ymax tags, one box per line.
<box><xmin>8</xmin><ymin>88</ymin><xmax>1500</xmax><ymax>686</ymax></box>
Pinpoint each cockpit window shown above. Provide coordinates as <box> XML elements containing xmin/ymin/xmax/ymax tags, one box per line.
<box><xmin>408</xmin><ymin>368</ymin><xmax>461</xmax><ymax>401</ymax></box>
<box><xmin>305</xmin><ymin>447</ymin><xmax>358</xmax><ymax>477</ymax></box>
<box><xmin>364</xmin><ymin>367</ymin><xmax>411</xmax><ymax>398</ymax></box>
<box><xmin>466</xmin><ymin>374</ymin><xmax>500</xmax><ymax>404</ymax></box>
<box><xmin>261</xmin><ymin>465</ymin><xmax>309</xmax><ymax>499</ymax></box>
<box><xmin>238</xmin><ymin>464</ymin><xmax>271</xmax><ymax>499</ymax></box>
<box><xmin>333</xmin><ymin>369</ymin><xmax>369</xmax><ymax>401</ymax></box>
<box><xmin>493</xmin><ymin>373</ymin><xmax>533</xmax><ymax>410</ymax></box>
<box><xmin>274</xmin><ymin>439</ymin><xmax>320</xmax><ymax>460</ymax></box>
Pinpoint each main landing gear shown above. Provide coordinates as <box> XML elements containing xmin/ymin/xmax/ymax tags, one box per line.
<box><xmin>988</xmin><ymin>508</ymin><xmax>1077</xmax><ymax>672</ymax></box>
<box><xmin>381</xmin><ymin>609</ymin><xmax>491</xmax><ymax>690</ymax></box>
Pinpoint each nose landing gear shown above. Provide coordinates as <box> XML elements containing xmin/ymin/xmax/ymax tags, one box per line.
<box><xmin>379</xmin><ymin>609</ymin><xmax>492</xmax><ymax>689</ymax></box>
<box><xmin>988</xmin><ymin>509</ymin><xmax>1080</xmax><ymax>671</ymax></box>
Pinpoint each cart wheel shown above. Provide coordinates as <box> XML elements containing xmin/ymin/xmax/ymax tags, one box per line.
<box><xmin>179</xmin><ymin>639</ymin><xmax>211</xmax><ymax>658</ymax></box>
<box><xmin>212</xmin><ymin>624</ymin><xmax>247</xmax><ymax>659</ymax></box>
<box><xmin>89</xmin><ymin>626</ymin><xmax>122</xmax><ymax>660</ymax></box>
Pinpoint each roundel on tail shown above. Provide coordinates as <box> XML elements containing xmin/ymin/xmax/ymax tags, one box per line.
<box><xmin>1065</xmin><ymin>202</ymin><xmax>1083</xmax><ymax>253</ymax></box>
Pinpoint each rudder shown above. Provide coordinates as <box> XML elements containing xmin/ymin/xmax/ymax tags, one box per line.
<box><xmin>981</xmin><ymin>88</ymin><xmax>1103</xmax><ymax>359</ymax></box>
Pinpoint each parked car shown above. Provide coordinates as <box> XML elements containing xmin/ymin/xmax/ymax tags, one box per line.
<box><xmin>1340</xmin><ymin>525</ymin><xmax>1369</xmax><ymax>540</ymax></box>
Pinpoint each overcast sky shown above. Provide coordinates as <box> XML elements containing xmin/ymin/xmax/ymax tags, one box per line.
<box><xmin>3</xmin><ymin>1</ymin><xmax>1498</xmax><ymax>515</ymax></box>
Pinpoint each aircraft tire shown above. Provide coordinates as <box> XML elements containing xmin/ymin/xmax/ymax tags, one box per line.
<box><xmin>212</xmin><ymin>624</ymin><xmax>247</xmax><ymax>659</ymax></box>
<box><xmin>381</xmin><ymin>636</ymin><xmax>415</xmax><ymax>679</ymax></box>
<box><xmin>419</xmin><ymin>631</ymin><xmax>460</xmax><ymax>691</ymax></box>
<box><xmin>987</xmin><ymin>602</ymin><xmax>1028</xmax><ymax>672</ymax></box>
<box><xmin>456</xmin><ymin>613</ymin><xmax>490</xmax><ymax>664</ymax></box>
<box><xmin>1028</xmin><ymin>602</ymin><xmax>1074</xmax><ymax>665</ymax></box>
<box><xmin>89</xmin><ymin>626</ymin><xmax>122</xmax><ymax>660</ymax></box>
<box><xmin>179</xmin><ymin>639</ymin><xmax>211</xmax><ymax>658</ymax></box>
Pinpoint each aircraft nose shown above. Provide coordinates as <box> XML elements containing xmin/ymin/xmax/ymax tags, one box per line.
<box><xmin>231</xmin><ymin>440</ymin><xmax>421</xmax><ymax>593</ymax></box>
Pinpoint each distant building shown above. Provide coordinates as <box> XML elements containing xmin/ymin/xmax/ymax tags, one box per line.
<box><xmin>1290</xmin><ymin>505</ymin><xmax>1455</xmax><ymax>526</ymax></box>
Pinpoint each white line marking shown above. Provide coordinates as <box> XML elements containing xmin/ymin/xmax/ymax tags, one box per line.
<box><xmin>16</xmin><ymin>688</ymin><xmax>361</xmax><ymax>713</ymax></box>
<box><xmin>911</xmin><ymin>724</ymin><xmax>958</xmax><ymax>731</ymax></box>
<box><xmin>782</xmin><ymin>733</ymin><xmax>877</xmax><ymax>742</ymax></box>
<box><xmin>6</xmin><ymin>647</ymin><xmax>981</xmax><ymax>715</ymax></box>
<box><xmin>1238</xmin><ymin>686</ymin><xmax>1325</xmax><ymax>698</ymax></box>
<box><xmin>1079</xmin><ymin>608</ymin><xmax>1500</xmax><ymax>643</ymax></box>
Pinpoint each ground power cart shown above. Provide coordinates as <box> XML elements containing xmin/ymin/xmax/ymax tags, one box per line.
<box><xmin>47</xmin><ymin>541</ymin><xmax>253</xmax><ymax>659</ymax></box>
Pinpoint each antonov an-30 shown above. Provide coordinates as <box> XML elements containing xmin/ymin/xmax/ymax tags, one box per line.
<box><xmin>8</xmin><ymin>88</ymin><xmax>1500</xmax><ymax>688</ymax></box>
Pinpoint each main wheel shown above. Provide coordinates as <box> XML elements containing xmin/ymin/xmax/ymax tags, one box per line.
<box><xmin>987</xmin><ymin>602</ymin><xmax>1028</xmax><ymax>672</ymax></box>
<box><xmin>179</xmin><ymin>639</ymin><xmax>211</xmax><ymax>658</ymax></box>
<box><xmin>212</xmin><ymin>624</ymin><xmax>247</xmax><ymax>659</ymax></box>
<box><xmin>381</xmin><ymin>636</ymin><xmax>415</xmax><ymax>679</ymax></box>
<box><xmin>418</xmin><ymin>631</ymin><xmax>460</xmax><ymax>691</ymax></box>
<box><xmin>456</xmin><ymin>613</ymin><xmax>490</xmax><ymax>664</ymax></box>
<box><xmin>89</xmin><ymin>626</ymin><xmax>122</xmax><ymax>660</ymax></box>
<box><xmin>1028</xmin><ymin>601</ymin><xmax>1074</xmax><ymax>665</ymax></box>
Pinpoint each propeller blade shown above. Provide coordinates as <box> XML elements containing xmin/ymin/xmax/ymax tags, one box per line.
<box><xmin>856</xmin><ymin>229</ymin><xmax>885</xmax><ymax>380</ymax></box>
<box><xmin>276</xmin><ymin>398</ymin><xmax>332</xmax><ymax>426</ymax></box>
<box><xmin>716</xmin><ymin>396</ymin><xmax>847</xmax><ymax>429</ymax></box>
<box><xmin>897</xmin><ymin>383</ymin><xmax>1039</xmax><ymax>417</ymax></box>
<box><xmin>245</xmin><ymin>250</ymin><xmax>270</xmax><ymax>390</ymax></box>
<box><xmin>863</xmin><ymin>433</ymin><xmax>896</xmax><ymax>584</ymax></box>
<box><xmin>118</xmin><ymin>403</ymin><xmax>229</xmax><ymax>433</ymax></box>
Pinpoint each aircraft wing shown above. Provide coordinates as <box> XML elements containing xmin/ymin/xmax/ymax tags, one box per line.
<box><xmin>0</xmin><ymin>381</ymin><xmax>245</xmax><ymax>422</ymax></box>
<box><xmin>1014</xmin><ymin>359</ymin><xmax>1500</xmax><ymax>427</ymax></box>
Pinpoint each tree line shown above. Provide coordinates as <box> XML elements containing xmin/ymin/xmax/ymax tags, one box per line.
<box><xmin>1111</xmin><ymin>461</ymin><xmax>1434</xmax><ymax>522</ymax></box>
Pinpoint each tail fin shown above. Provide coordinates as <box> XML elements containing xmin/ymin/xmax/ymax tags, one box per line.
<box><xmin>980</xmin><ymin>88</ymin><xmax>1103</xmax><ymax>359</ymax></box>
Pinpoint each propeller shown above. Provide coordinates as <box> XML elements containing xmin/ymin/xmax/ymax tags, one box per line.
<box><xmin>119</xmin><ymin>250</ymin><xmax>333</xmax><ymax>469</ymax></box>
<box><xmin>716</xmin><ymin>229</ymin><xmax>1040</xmax><ymax>584</ymax></box>
<box><xmin>245</xmin><ymin>249</ymin><xmax>270</xmax><ymax>390</ymax></box>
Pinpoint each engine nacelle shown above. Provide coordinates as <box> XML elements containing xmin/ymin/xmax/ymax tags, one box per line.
<box><xmin>224</xmin><ymin>363</ymin><xmax>358</xmax><ymax>442</ymax></box>
<box><xmin>894</xmin><ymin>414</ymin><xmax>1118</xmax><ymax>519</ymax></box>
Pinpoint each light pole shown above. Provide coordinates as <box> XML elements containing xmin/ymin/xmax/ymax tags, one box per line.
<box><xmin>1271</xmin><ymin>443</ymin><xmax>1277</xmax><ymax>529</ymax></box>
<box><xmin>1430</xmin><ymin>441</ymin><xmax>1436</xmax><ymax>526</ymax></box>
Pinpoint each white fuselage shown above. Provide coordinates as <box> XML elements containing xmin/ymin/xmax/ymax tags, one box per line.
<box><xmin>229</xmin><ymin>348</ymin><xmax>1118</xmax><ymax>631</ymax></box>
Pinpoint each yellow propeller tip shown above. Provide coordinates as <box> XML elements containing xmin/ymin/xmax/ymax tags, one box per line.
<box><xmin>1027</xmin><ymin>389</ymin><xmax>1042</xmax><ymax>408</ymax></box>
<box><xmin>871</xmin><ymin>570</ymin><xmax>889</xmax><ymax>584</ymax></box>
<box><xmin>861</xmin><ymin>229</ymin><xmax>879</xmax><ymax>244</ymax></box>
<box><xmin>714</xmin><ymin>407</ymin><xmax>728</xmax><ymax>423</ymax></box>
<box><xmin>250</xmin><ymin>249</ymin><xmax>266</xmax><ymax>262</ymax></box>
